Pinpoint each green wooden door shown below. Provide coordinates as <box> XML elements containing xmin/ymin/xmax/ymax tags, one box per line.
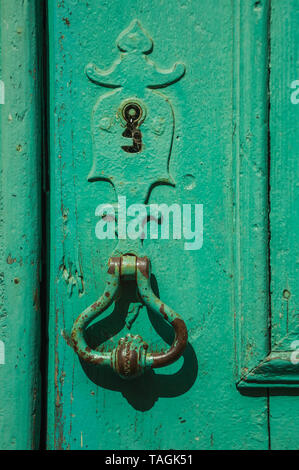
<box><xmin>0</xmin><ymin>0</ymin><xmax>42</xmax><ymax>449</ymax></box>
<box><xmin>46</xmin><ymin>0</ymin><xmax>299</xmax><ymax>450</ymax></box>
<box><xmin>1</xmin><ymin>0</ymin><xmax>298</xmax><ymax>450</ymax></box>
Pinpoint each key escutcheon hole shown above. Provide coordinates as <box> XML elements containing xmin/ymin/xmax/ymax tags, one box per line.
<box><xmin>121</xmin><ymin>102</ymin><xmax>144</xmax><ymax>154</ymax></box>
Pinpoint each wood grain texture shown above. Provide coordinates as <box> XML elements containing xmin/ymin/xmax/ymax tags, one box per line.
<box><xmin>0</xmin><ymin>0</ymin><xmax>42</xmax><ymax>449</ymax></box>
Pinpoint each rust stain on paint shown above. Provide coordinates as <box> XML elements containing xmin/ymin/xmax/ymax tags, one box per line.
<box><xmin>62</xmin><ymin>17</ymin><xmax>70</xmax><ymax>26</ymax></box>
<box><xmin>54</xmin><ymin>308</ymin><xmax>65</xmax><ymax>449</ymax></box>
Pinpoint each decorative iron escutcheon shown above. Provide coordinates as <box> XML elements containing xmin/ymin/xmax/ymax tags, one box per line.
<box><xmin>70</xmin><ymin>20</ymin><xmax>188</xmax><ymax>379</ymax></box>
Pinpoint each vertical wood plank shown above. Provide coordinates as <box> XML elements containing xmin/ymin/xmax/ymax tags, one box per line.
<box><xmin>47</xmin><ymin>0</ymin><xmax>269</xmax><ymax>449</ymax></box>
<box><xmin>0</xmin><ymin>0</ymin><xmax>42</xmax><ymax>449</ymax></box>
<box><xmin>269</xmin><ymin>0</ymin><xmax>299</xmax><ymax>450</ymax></box>
<box><xmin>233</xmin><ymin>0</ymin><xmax>271</xmax><ymax>380</ymax></box>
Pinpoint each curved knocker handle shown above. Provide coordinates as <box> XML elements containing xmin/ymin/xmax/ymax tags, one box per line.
<box><xmin>71</xmin><ymin>255</ymin><xmax>188</xmax><ymax>379</ymax></box>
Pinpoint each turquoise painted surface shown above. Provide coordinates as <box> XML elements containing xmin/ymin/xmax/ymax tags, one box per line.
<box><xmin>232</xmin><ymin>0</ymin><xmax>271</xmax><ymax>385</ymax></box>
<box><xmin>269</xmin><ymin>0</ymin><xmax>299</xmax><ymax>450</ymax></box>
<box><xmin>0</xmin><ymin>0</ymin><xmax>298</xmax><ymax>451</ymax></box>
<box><xmin>0</xmin><ymin>0</ymin><xmax>42</xmax><ymax>449</ymax></box>
<box><xmin>270</xmin><ymin>0</ymin><xmax>299</xmax><ymax>353</ymax></box>
<box><xmin>47</xmin><ymin>0</ymin><xmax>270</xmax><ymax>449</ymax></box>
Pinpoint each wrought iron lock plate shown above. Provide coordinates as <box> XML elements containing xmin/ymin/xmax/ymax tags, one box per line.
<box><xmin>70</xmin><ymin>19</ymin><xmax>188</xmax><ymax>379</ymax></box>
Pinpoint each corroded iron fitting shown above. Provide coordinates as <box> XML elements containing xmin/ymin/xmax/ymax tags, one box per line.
<box><xmin>71</xmin><ymin>254</ymin><xmax>187</xmax><ymax>380</ymax></box>
<box><xmin>112</xmin><ymin>334</ymin><xmax>149</xmax><ymax>379</ymax></box>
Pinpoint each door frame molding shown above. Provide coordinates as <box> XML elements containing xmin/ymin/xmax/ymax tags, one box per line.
<box><xmin>233</xmin><ymin>0</ymin><xmax>299</xmax><ymax>388</ymax></box>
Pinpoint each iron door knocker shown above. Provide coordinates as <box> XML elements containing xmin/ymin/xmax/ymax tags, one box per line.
<box><xmin>70</xmin><ymin>20</ymin><xmax>188</xmax><ymax>379</ymax></box>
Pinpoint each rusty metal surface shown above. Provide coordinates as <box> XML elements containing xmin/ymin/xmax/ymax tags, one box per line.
<box><xmin>71</xmin><ymin>256</ymin><xmax>188</xmax><ymax>378</ymax></box>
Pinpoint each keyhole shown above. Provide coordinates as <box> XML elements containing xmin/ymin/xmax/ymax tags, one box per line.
<box><xmin>121</xmin><ymin>103</ymin><xmax>143</xmax><ymax>153</ymax></box>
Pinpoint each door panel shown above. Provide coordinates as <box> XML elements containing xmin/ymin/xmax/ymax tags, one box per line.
<box><xmin>0</xmin><ymin>0</ymin><xmax>42</xmax><ymax>449</ymax></box>
<box><xmin>47</xmin><ymin>0</ymin><xmax>271</xmax><ymax>450</ymax></box>
<box><xmin>269</xmin><ymin>0</ymin><xmax>299</xmax><ymax>450</ymax></box>
<box><xmin>270</xmin><ymin>0</ymin><xmax>299</xmax><ymax>362</ymax></box>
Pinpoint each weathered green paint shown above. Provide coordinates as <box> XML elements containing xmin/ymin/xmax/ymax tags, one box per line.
<box><xmin>0</xmin><ymin>0</ymin><xmax>42</xmax><ymax>449</ymax></box>
<box><xmin>85</xmin><ymin>19</ymin><xmax>184</xmax><ymax>208</ymax></box>
<box><xmin>69</xmin><ymin>23</ymin><xmax>189</xmax><ymax>379</ymax></box>
<box><xmin>235</xmin><ymin>0</ymin><xmax>299</xmax><ymax>391</ymax></box>
<box><xmin>0</xmin><ymin>0</ymin><xmax>297</xmax><ymax>452</ymax></box>
<box><xmin>270</xmin><ymin>0</ymin><xmax>299</xmax><ymax>359</ymax></box>
<box><xmin>268</xmin><ymin>0</ymin><xmax>299</xmax><ymax>450</ymax></box>
<box><xmin>47</xmin><ymin>0</ymin><xmax>271</xmax><ymax>450</ymax></box>
<box><xmin>233</xmin><ymin>0</ymin><xmax>271</xmax><ymax>387</ymax></box>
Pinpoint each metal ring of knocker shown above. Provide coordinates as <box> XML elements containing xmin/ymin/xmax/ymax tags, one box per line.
<box><xmin>71</xmin><ymin>255</ymin><xmax>188</xmax><ymax>379</ymax></box>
